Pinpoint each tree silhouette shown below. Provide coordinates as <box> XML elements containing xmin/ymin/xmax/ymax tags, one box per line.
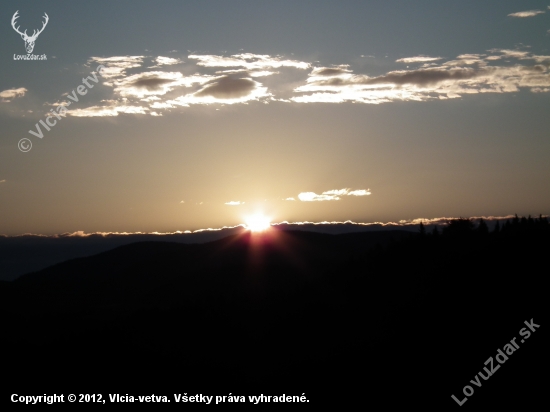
<box><xmin>477</xmin><ymin>218</ymin><xmax>489</xmax><ymax>235</ymax></box>
<box><xmin>419</xmin><ymin>222</ymin><xmax>426</xmax><ymax>236</ymax></box>
<box><xmin>442</xmin><ymin>218</ymin><xmax>474</xmax><ymax>237</ymax></box>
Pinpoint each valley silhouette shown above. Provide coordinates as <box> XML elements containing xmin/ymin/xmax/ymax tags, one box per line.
<box><xmin>1</xmin><ymin>216</ymin><xmax>547</xmax><ymax>407</ymax></box>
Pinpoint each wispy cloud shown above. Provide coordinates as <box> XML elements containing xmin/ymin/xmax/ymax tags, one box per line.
<box><xmin>89</xmin><ymin>56</ymin><xmax>145</xmax><ymax>80</ymax></box>
<box><xmin>489</xmin><ymin>49</ymin><xmax>530</xmax><ymax>59</ymax></box>
<box><xmin>84</xmin><ymin>54</ymin><xmax>276</xmax><ymax>112</ymax></box>
<box><xmin>166</xmin><ymin>75</ymin><xmax>270</xmax><ymax>106</ymax></box>
<box><xmin>507</xmin><ymin>10</ymin><xmax>545</xmax><ymax>18</ymax></box>
<box><xmin>151</xmin><ymin>56</ymin><xmax>182</xmax><ymax>67</ymax></box>
<box><xmin>0</xmin><ymin>87</ymin><xmax>27</xmax><ymax>102</ymax></box>
<box><xmin>396</xmin><ymin>56</ymin><xmax>442</xmax><ymax>63</ymax></box>
<box><xmin>310</xmin><ymin>66</ymin><xmax>353</xmax><ymax>76</ymax></box>
<box><xmin>348</xmin><ymin>189</ymin><xmax>371</xmax><ymax>196</ymax></box>
<box><xmin>189</xmin><ymin>53</ymin><xmax>310</xmax><ymax>70</ymax></box>
<box><xmin>36</xmin><ymin>49</ymin><xmax>550</xmax><ymax>117</ymax></box>
<box><xmin>215</xmin><ymin>69</ymin><xmax>277</xmax><ymax>77</ymax></box>
<box><xmin>225</xmin><ymin>201</ymin><xmax>243</xmax><ymax>206</ymax></box>
<box><xmin>273</xmin><ymin>215</ymin><xmax>522</xmax><ymax>229</ymax></box>
<box><xmin>0</xmin><ymin>179</ymin><xmax>6</xmax><ymax>183</ymax></box>
<box><xmin>68</xmin><ymin>105</ymin><xmax>149</xmax><ymax>117</ymax></box>
<box><xmin>113</xmin><ymin>71</ymin><xmax>211</xmax><ymax>98</ymax></box>
<box><xmin>2</xmin><ymin>215</ymin><xmax>538</xmax><ymax>239</ymax></box>
<box><xmin>298</xmin><ymin>188</ymin><xmax>371</xmax><ymax>201</ymax></box>
<box><xmin>293</xmin><ymin>49</ymin><xmax>550</xmax><ymax>104</ymax></box>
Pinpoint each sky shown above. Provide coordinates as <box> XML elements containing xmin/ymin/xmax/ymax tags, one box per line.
<box><xmin>1</xmin><ymin>0</ymin><xmax>549</xmax><ymax>236</ymax></box>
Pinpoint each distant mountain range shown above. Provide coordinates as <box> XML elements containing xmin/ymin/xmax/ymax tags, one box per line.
<box><xmin>0</xmin><ymin>223</ymin><xmax>417</xmax><ymax>281</ymax></box>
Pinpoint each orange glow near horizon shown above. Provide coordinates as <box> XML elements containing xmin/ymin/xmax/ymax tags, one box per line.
<box><xmin>244</xmin><ymin>213</ymin><xmax>272</xmax><ymax>232</ymax></box>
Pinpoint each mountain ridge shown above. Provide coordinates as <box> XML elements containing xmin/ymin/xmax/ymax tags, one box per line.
<box><xmin>1</xmin><ymin>221</ymin><xmax>547</xmax><ymax>408</ymax></box>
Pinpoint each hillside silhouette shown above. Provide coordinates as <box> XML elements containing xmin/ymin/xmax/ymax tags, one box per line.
<box><xmin>0</xmin><ymin>223</ymin><xmax>415</xmax><ymax>281</ymax></box>
<box><xmin>1</xmin><ymin>217</ymin><xmax>547</xmax><ymax>407</ymax></box>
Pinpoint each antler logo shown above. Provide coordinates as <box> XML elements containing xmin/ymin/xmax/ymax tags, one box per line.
<box><xmin>11</xmin><ymin>10</ymin><xmax>49</xmax><ymax>54</ymax></box>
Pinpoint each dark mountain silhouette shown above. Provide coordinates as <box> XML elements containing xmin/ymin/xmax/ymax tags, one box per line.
<box><xmin>0</xmin><ymin>223</ymin><xmax>417</xmax><ymax>280</ymax></box>
<box><xmin>1</xmin><ymin>219</ymin><xmax>547</xmax><ymax>408</ymax></box>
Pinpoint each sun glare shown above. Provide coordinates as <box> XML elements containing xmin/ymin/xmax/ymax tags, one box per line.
<box><xmin>244</xmin><ymin>213</ymin><xmax>272</xmax><ymax>232</ymax></box>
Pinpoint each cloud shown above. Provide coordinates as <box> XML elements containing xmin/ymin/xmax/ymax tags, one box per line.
<box><xmin>195</xmin><ymin>76</ymin><xmax>258</xmax><ymax>99</ymax></box>
<box><xmin>215</xmin><ymin>69</ymin><xmax>278</xmax><ymax>77</ymax></box>
<box><xmin>112</xmin><ymin>71</ymin><xmax>209</xmax><ymax>98</ymax></box>
<box><xmin>322</xmin><ymin>189</ymin><xmax>350</xmax><ymax>196</ymax></box>
<box><xmin>225</xmin><ymin>201</ymin><xmax>243</xmax><ymax>206</ymax></box>
<box><xmin>348</xmin><ymin>189</ymin><xmax>371</xmax><ymax>196</ymax></box>
<box><xmin>444</xmin><ymin>54</ymin><xmax>487</xmax><ymax>66</ymax></box>
<box><xmin>508</xmin><ymin>10</ymin><xmax>545</xmax><ymax>18</ymax></box>
<box><xmin>3</xmin><ymin>215</ymin><xmax>535</xmax><ymax>240</ymax></box>
<box><xmin>167</xmin><ymin>75</ymin><xmax>270</xmax><ymax>105</ymax></box>
<box><xmin>4</xmin><ymin>225</ymin><xmax>249</xmax><ymax>238</ymax></box>
<box><xmin>273</xmin><ymin>215</ymin><xmax>524</xmax><ymax>232</ymax></box>
<box><xmin>293</xmin><ymin>49</ymin><xmax>550</xmax><ymax>104</ymax></box>
<box><xmin>298</xmin><ymin>192</ymin><xmax>336</xmax><ymax>202</ymax></box>
<box><xmin>311</xmin><ymin>67</ymin><xmax>353</xmax><ymax>76</ymax></box>
<box><xmin>248</xmin><ymin>71</ymin><xmax>277</xmax><ymax>77</ymax></box>
<box><xmin>148</xmin><ymin>56</ymin><xmax>183</xmax><ymax>69</ymax></box>
<box><xmin>150</xmin><ymin>101</ymin><xmax>176</xmax><ymax>109</ymax></box>
<box><xmin>396</xmin><ymin>56</ymin><xmax>442</xmax><ymax>63</ymax></box>
<box><xmin>0</xmin><ymin>87</ymin><xmax>27</xmax><ymax>102</ymax></box>
<box><xmin>530</xmin><ymin>55</ymin><xmax>550</xmax><ymax>63</ymax></box>
<box><xmin>58</xmin><ymin>49</ymin><xmax>550</xmax><ymax>117</ymax></box>
<box><xmin>124</xmin><ymin>76</ymin><xmax>175</xmax><ymax>91</ymax></box>
<box><xmin>285</xmin><ymin>197</ymin><xmax>296</xmax><ymax>201</ymax></box>
<box><xmin>361</xmin><ymin>67</ymin><xmax>481</xmax><ymax>86</ymax></box>
<box><xmin>490</xmin><ymin>49</ymin><xmax>531</xmax><ymax>59</ymax></box>
<box><xmin>189</xmin><ymin>53</ymin><xmax>310</xmax><ymax>70</ymax></box>
<box><xmin>89</xmin><ymin>56</ymin><xmax>145</xmax><ymax>79</ymax></box>
<box><xmin>0</xmin><ymin>180</ymin><xmax>6</xmax><ymax>183</ymax></box>
<box><xmin>84</xmin><ymin>54</ymin><xmax>278</xmax><ymax>112</ymax></box>
<box><xmin>298</xmin><ymin>188</ymin><xmax>371</xmax><ymax>201</ymax></box>
<box><xmin>155</xmin><ymin>56</ymin><xmax>181</xmax><ymax>66</ymax></box>
<box><xmin>68</xmin><ymin>105</ymin><xmax>149</xmax><ymax>117</ymax></box>
<box><xmin>67</xmin><ymin>106</ymin><xmax>118</xmax><ymax>117</ymax></box>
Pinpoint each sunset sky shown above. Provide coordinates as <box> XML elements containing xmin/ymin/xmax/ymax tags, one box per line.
<box><xmin>1</xmin><ymin>0</ymin><xmax>549</xmax><ymax>235</ymax></box>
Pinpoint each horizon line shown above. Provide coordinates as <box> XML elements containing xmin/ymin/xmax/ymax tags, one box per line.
<box><xmin>2</xmin><ymin>214</ymin><xmax>545</xmax><ymax>238</ymax></box>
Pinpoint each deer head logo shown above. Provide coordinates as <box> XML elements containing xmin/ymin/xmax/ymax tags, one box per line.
<box><xmin>11</xmin><ymin>11</ymin><xmax>49</xmax><ymax>54</ymax></box>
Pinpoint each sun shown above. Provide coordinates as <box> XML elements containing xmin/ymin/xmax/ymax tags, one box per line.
<box><xmin>244</xmin><ymin>213</ymin><xmax>272</xmax><ymax>232</ymax></box>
